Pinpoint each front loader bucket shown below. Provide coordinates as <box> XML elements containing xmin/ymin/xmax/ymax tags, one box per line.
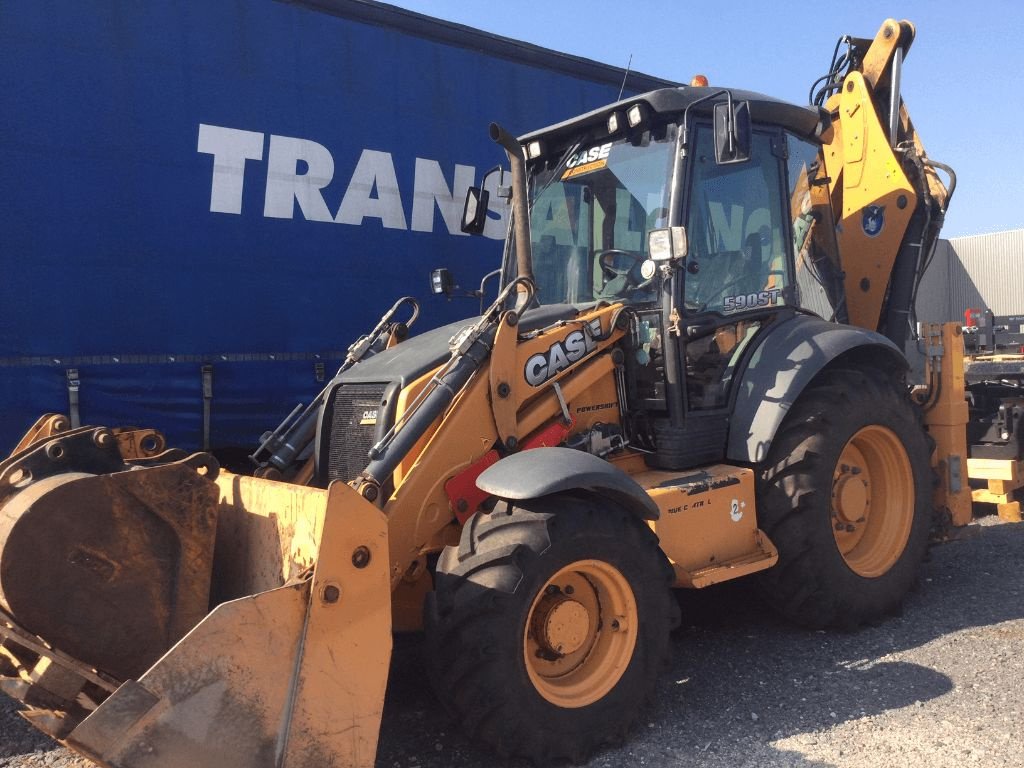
<box><xmin>64</xmin><ymin>478</ymin><xmax>393</xmax><ymax>768</ymax></box>
<box><xmin>0</xmin><ymin>420</ymin><xmax>393</xmax><ymax>768</ymax></box>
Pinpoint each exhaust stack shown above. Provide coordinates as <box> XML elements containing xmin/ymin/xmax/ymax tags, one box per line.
<box><xmin>489</xmin><ymin>122</ymin><xmax>534</xmax><ymax>308</ymax></box>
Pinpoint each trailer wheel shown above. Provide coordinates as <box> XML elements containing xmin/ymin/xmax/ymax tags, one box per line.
<box><xmin>755</xmin><ymin>367</ymin><xmax>933</xmax><ymax>628</ymax></box>
<box><xmin>424</xmin><ymin>496</ymin><xmax>677</xmax><ymax>764</ymax></box>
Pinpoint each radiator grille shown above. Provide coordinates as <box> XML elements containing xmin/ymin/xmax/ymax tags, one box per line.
<box><xmin>322</xmin><ymin>383</ymin><xmax>387</xmax><ymax>482</ymax></box>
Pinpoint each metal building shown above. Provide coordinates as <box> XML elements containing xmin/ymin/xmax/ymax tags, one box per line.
<box><xmin>915</xmin><ymin>229</ymin><xmax>1024</xmax><ymax>323</ymax></box>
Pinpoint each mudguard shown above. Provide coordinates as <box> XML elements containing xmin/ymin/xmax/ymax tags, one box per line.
<box><xmin>727</xmin><ymin>314</ymin><xmax>907</xmax><ymax>464</ymax></box>
<box><xmin>475</xmin><ymin>446</ymin><xmax>660</xmax><ymax>520</ymax></box>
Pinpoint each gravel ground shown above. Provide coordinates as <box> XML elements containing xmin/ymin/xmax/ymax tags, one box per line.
<box><xmin>2</xmin><ymin>514</ymin><xmax>1021</xmax><ymax>768</ymax></box>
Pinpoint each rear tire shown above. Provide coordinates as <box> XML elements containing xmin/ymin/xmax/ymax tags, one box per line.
<box><xmin>755</xmin><ymin>367</ymin><xmax>932</xmax><ymax>628</ymax></box>
<box><xmin>424</xmin><ymin>496</ymin><xmax>677</xmax><ymax>764</ymax></box>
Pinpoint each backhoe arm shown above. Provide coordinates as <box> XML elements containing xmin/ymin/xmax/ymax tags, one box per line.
<box><xmin>821</xmin><ymin>18</ymin><xmax>953</xmax><ymax>346</ymax></box>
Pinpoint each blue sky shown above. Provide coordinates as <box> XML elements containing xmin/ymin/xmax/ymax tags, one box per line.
<box><xmin>384</xmin><ymin>0</ymin><xmax>1022</xmax><ymax>238</ymax></box>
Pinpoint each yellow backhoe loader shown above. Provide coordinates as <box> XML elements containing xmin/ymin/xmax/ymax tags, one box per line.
<box><xmin>0</xmin><ymin>18</ymin><xmax>995</xmax><ymax>767</ymax></box>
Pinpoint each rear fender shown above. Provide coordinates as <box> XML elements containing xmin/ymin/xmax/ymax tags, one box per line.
<box><xmin>727</xmin><ymin>315</ymin><xmax>907</xmax><ymax>464</ymax></box>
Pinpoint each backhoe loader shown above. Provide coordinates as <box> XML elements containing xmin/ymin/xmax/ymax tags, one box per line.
<box><xmin>0</xmin><ymin>18</ymin><xmax>985</xmax><ymax>767</ymax></box>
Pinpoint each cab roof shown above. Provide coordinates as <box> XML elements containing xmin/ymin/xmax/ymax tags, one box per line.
<box><xmin>519</xmin><ymin>86</ymin><xmax>827</xmax><ymax>145</ymax></box>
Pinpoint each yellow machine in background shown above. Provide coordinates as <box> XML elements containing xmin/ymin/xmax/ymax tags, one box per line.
<box><xmin>0</xmin><ymin>19</ymin><xmax>1001</xmax><ymax>768</ymax></box>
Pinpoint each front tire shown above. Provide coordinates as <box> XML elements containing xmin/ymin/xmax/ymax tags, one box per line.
<box><xmin>424</xmin><ymin>496</ymin><xmax>677</xmax><ymax>764</ymax></box>
<box><xmin>755</xmin><ymin>367</ymin><xmax>933</xmax><ymax>628</ymax></box>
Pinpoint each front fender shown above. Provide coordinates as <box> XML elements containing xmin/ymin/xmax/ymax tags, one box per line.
<box><xmin>476</xmin><ymin>446</ymin><xmax>659</xmax><ymax>520</ymax></box>
<box><xmin>727</xmin><ymin>315</ymin><xmax>907</xmax><ymax>464</ymax></box>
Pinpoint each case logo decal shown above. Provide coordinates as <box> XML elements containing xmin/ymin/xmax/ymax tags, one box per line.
<box><xmin>561</xmin><ymin>143</ymin><xmax>612</xmax><ymax>180</ymax></box>
<box><xmin>524</xmin><ymin>319</ymin><xmax>603</xmax><ymax>386</ymax></box>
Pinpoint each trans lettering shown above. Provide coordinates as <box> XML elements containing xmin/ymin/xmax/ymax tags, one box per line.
<box><xmin>197</xmin><ymin>123</ymin><xmax>508</xmax><ymax>239</ymax></box>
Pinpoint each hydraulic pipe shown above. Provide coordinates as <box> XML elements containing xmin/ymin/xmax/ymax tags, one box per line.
<box><xmin>360</xmin><ymin>278</ymin><xmax>534</xmax><ymax>489</ymax></box>
<box><xmin>888</xmin><ymin>47</ymin><xmax>903</xmax><ymax>148</ymax></box>
<box><xmin>361</xmin><ymin>328</ymin><xmax>496</xmax><ymax>486</ymax></box>
<box><xmin>250</xmin><ymin>296</ymin><xmax>419</xmax><ymax>474</ymax></box>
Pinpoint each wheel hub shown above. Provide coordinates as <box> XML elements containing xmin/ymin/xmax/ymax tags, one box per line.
<box><xmin>524</xmin><ymin>560</ymin><xmax>638</xmax><ymax>708</ymax></box>
<box><xmin>830</xmin><ymin>426</ymin><xmax>915</xmax><ymax>578</ymax></box>
<box><xmin>833</xmin><ymin>469</ymin><xmax>869</xmax><ymax>525</ymax></box>
<box><xmin>532</xmin><ymin>594</ymin><xmax>591</xmax><ymax>656</ymax></box>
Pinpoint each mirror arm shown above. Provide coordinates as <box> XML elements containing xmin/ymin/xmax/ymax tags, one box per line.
<box><xmin>680</xmin><ymin>88</ymin><xmax>731</xmax><ymax>156</ymax></box>
<box><xmin>478</xmin><ymin>269</ymin><xmax>501</xmax><ymax>315</ymax></box>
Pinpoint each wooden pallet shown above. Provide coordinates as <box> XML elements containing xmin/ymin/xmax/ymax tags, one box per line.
<box><xmin>967</xmin><ymin>458</ymin><xmax>1024</xmax><ymax>522</ymax></box>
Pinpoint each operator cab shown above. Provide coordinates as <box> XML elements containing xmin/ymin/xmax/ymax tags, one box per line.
<box><xmin>486</xmin><ymin>87</ymin><xmax>846</xmax><ymax>470</ymax></box>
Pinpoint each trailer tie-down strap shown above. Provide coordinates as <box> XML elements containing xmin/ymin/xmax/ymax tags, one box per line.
<box><xmin>65</xmin><ymin>368</ymin><xmax>81</xmax><ymax>428</ymax></box>
<box><xmin>201</xmin><ymin>365</ymin><xmax>214</xmax><ymax>450</ymax></box>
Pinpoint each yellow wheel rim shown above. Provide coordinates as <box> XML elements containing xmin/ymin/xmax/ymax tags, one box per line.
<box><xmin>831</xmin><ymin>425</ymin><xmax>915</xmax><ymax>578</ymax></box>
<box><xmin>523</xmin><ymin>559</ymin><xmax>637</xmax><ymax>708</ymax></box>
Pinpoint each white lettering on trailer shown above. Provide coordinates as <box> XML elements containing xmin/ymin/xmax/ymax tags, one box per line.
<box><xmin>335</xmin><ymin>149</ymin><xmax>408</xmax><ymax>230</ymax></box>
<box><xmin>264</xmin><ymin>134</ymin><xmax>336</xmax><ymax>223</ymax></box>
<box><xmin>197</xmin><ymin>123</ymin><xmax>509</xmax><ymax>239</ymax></box>
<box><xmin>197</xmin><ymin>124</ymin><xmax>264</xmax><ymax>215</ymax></box>
<box><xmin>411</xmin><ymin>159</ymin><xmax>476</xmax><ymax>236</ymax></box>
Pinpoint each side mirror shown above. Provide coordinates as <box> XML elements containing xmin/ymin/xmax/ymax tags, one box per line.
<box><xmin>460</xmin><ymin>186</ymin><xmax>490</xmax><ymax>235</ymax></box>
<box><xmin>648</xmin><ymin>226</ymin><xmax>688</xmax><ymax>262</ymax></box>
<box><xmin>430</xmin><ymin>268</ymin><xmax>455</xmax><ymax>296</ymax></box>
<box><xmin>713</xmin><ymin>100</ymin><xmax>751</xmax><ymax>164</ymax></box>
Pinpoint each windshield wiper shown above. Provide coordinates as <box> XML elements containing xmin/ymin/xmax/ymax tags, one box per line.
<box><xmin>530</xmin><ymin>140</ymin><xmax>583</xmax><ymax>207</ymax></box>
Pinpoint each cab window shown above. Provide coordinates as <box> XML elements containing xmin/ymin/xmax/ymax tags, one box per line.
<box><xmin>787</xmin><ymin>134</ymin><xmax>844</xmax><ymax>320</ymax></box>
<box><xmin>528</xmin><ymin>126</ymin><xmax>676</xmax><ymax>306</ymax></box>
<box><xmin>683</xmin><ymin>127</ymin><xmax>789</xmax><ymax>315</ymax></box>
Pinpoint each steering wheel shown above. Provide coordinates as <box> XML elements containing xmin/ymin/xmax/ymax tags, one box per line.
<box><xmin>595</xmin><ymin>249</ymin><xmax>647</xmax><ymax>298</ymax></box>
<box><xmin>596</xmin><ymin>249</ymin><xmax>643</xmax><ymax>279</ymax></box>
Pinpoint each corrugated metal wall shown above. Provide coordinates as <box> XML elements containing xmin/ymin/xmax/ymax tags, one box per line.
<box><xmin>915</xmin><ymin>229</ymin><xmax>1024</xmax><ymax>323</ymax></box>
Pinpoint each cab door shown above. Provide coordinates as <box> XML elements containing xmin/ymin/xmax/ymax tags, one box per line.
<box><xmin>665</xmin><ymin>123</ymin><xmax>792</xmax><ymax>466</ymax></box>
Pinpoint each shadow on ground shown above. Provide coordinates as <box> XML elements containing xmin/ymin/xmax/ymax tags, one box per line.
<box><xmin>376</xmin><ymin>520</ymin><xmax>1024</xmax><ymax>767</ymax></box>
<box><xmin>1</xmin><ymin>521</ymin><xmax>1020</xmax><ymax>767</ymax></box>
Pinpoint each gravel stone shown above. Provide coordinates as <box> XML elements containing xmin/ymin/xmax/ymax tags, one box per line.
<box><xmin>2</xmin><ymin>515</ymin><xmax>1022</xmax><ymax>767</ymax></box>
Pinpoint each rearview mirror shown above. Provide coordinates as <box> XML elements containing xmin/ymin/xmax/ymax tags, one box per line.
<box><xmin>461</xmin><ymin>187</ymin><xmax>490</xmax><ymax>235</ymax></box>
<box><xmin>713</xmin><ymin>100</ymin><xmax>751</xmax><ymax>164</ymax></box>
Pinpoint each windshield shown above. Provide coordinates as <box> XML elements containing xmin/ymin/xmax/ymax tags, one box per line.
<box><xmin>525</xmin><ymin>126</ymin><xmax>677</xmax><ymax>306</ymax></box>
